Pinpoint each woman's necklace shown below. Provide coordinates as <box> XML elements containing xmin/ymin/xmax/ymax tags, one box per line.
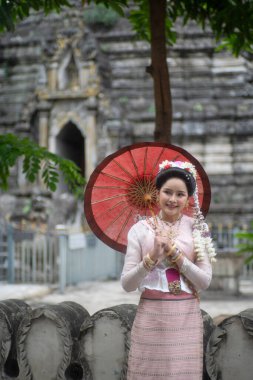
<box><xmin>157</xmin><ymin>211</ymin><xmax>182</xmax><ymax>243</ymax></box>
<box><xmin>145</xmin><ymin>212</ymin><xmax>182</xmax><ymax>243</ymax></box>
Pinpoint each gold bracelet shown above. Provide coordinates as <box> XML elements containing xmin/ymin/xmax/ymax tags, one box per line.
<box><xmin>166</xmin><ymin>244</ymin><xmax>176</xmax><ymax>257</ymax></box>
<box><xmin>170</xmin><ymin>247</ymin><xmax>180</xmax><ymax>260</ymax></box>
<box><xmin>143</xmin><ymin>257</ymin><xmax>153</xmax><ymax>271</ymax></box>
<box><xmin>143</xmin><ymin>253</ymin><xmax>157</xmax><ymax>271</ymax></box>
<box><xmin>171</xmin><ymin>252</ymin><xmax>183</xmax><ymax>263</ymax></box>
<box><xmin>143</xmin><ymin>257</ymin><xmax>152</xmax><ymax>271</ymax></box>
<box><xmin>147</xmin><ymin>253</ymin><xmax>157</xmax><ymax>265</ymax></box>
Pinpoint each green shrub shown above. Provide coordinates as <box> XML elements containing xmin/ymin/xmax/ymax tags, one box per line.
<box><xmin>235</xmin><ymin>221</ymin><xmax>253</xmax><ymax>264</ymax></box>
<box><xmin>83</xmin><ymin>4</ymin><xmax>119</xmax><ymax>28</ymax></box>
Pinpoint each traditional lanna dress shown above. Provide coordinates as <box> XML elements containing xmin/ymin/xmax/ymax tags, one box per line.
<box><xmin>121</xmin><ymin>214</ymin><xmax>212</xmax><ymax>380</ymax></box>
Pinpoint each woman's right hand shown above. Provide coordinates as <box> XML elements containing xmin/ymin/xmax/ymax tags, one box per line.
<box><xmin>149</xmin><ymin>232</ymin><xmax>174</xmax><ymax>263</ymax></box>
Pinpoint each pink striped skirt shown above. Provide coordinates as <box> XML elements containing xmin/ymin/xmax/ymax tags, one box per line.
<box><xmin>127</xmin><ymin>290</ymin><xmax>203</xmax><ymax>379</ymax></box>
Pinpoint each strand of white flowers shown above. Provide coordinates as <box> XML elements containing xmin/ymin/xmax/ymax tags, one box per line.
<box><xmin>192</xmin><ymin>189</ymin><xmax>216</xmax><ymax>262</ymax></box>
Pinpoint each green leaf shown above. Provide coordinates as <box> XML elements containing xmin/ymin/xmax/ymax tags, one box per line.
<box><xmin>109</xmin><ymin>2</ymin><xmax>125</xmax><ymax>17</ymax></box>
<box><xmin>235</xmin><ymin>232</ymin><xmax>253</xmax><ymax>241</ymax></box>
<box><xmin>48</xmin><ymin>182</ymin><xmax>57</xmax><ymax>192</ymax></box>
<box><xmin>0</xmin><ymin>2</ymin><xmax>15</xmax><ymax>31</ymax></box>
<box><xmin>0</xmin><ymin>133</ymin><xmax>85</xmax><ymax>195</ymax></box>
<box><xmin>0</xmin><ymin>0</ymin><xmax>72</xmax><ymax>32</ymax></box>
<box><xmin>235</xmin><ymin>245</ymin><xmax>253</xmax><ymax>254</ymax></box>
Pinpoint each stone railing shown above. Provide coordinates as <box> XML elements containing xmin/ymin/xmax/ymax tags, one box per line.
<box><xmin>0</xmin><ymin>299</ymin><xmax>252</xmax><ymax>380</ymax></box>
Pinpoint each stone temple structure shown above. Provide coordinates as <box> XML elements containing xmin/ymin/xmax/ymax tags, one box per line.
<box><xmin>0</xmin><ymin>3</ymin><xmax>253</xmax><ymax>231</ymax></box>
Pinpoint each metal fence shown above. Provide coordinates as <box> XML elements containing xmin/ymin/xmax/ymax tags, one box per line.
<box><xmin>0</xmin><ymin>219</ymin><xmax>252</xmax><ymax>290</ymax></box>
<box><xmin>0</xmin><ymin>223</ymin><xmax>59</xmax><ymax>284</ymax></box>
<box><xmin>14</xmin><ymin>233</ymin><xmax>58</xmax><ymax>284</ymax></box>
<box><xmin>0</xmin><ymin>220</ymin><xmax>124</xmax><ymax>291</ymax></box>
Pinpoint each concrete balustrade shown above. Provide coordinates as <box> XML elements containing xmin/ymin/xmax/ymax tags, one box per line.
<box><xmin>206</xmin><ymin>309</ymin><xmax>253</xmax><ymax>380</ymax></box>
<box><xmin>0</xmin><ymin>300</ymin><xmax>252</xmax><ymax>380</ymax></box>
<box><xmin>0</xmin><ymin>299</ymin><xmax>31</xmax><ymax>379</ymax></box>
<box><xmin>81</xmin><ymin>304</ymin><xmax>137</xmax><ymax>380</ymax></box>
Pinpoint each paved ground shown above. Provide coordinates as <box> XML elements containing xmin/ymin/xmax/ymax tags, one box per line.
<box><xmin>1</xmin><ymin>280</ymin><xmax>253</xmax><ymax>321</ymax></box>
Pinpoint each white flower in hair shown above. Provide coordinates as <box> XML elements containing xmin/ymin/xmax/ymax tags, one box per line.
<box><xmin>158</xmin><ymin>160</ymin><xmax>197</xmax><ymax>180</ymax></box>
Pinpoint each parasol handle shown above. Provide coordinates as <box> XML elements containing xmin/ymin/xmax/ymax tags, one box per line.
<box><xmin>145</xmin><ymin>195</ymin><xmax>158</xmax><ymax>226</ymax></box>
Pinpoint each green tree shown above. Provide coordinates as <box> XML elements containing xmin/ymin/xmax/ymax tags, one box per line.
<box><xmin>1</xmin><ymin>0</ymin><xmax>253</xmax><ymax>189</ymax></box>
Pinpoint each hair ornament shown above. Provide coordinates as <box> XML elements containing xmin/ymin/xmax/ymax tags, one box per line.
<box><xmin>158</xmin><ymin>160</ymin><xmax>197</xmax><ymax>180</ymax></box>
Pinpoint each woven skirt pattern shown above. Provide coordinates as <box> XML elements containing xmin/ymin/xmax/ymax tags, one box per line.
<box><xmin>127</xmin><ymin>295</ymin><xmax>203</xmax><ymax>379</ymax></box>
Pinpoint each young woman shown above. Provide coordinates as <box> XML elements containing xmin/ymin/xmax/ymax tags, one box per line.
<box><xmin>121</xmin><ymin>160</ymin><xmax>216</xmax><ymax>380</ymax></box>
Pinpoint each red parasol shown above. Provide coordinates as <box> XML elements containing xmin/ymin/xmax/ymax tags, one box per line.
<box><xmin>84</xmin><ymin>142</ymin><xmax>211</xmax><ymax>253</ymax></box>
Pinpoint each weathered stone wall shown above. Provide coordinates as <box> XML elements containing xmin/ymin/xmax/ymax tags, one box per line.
<box><xmin>0</xmin><ymin>4</ymin><xmax>253</xmax><ymax>229</ymax></box>
<box><xmin>0</xmin><ymin>299</ymin><xmax>252</xmax><ymax>380</ymax></box>
<box><xmin>94</xmin><ymin>19</ymin><xmax>253</xmax><ymax>226</ymax></box>
<box><xmin>210</xmin><ymin>252</ymin><xmax>245</xmax><ymax>295</ymax></box>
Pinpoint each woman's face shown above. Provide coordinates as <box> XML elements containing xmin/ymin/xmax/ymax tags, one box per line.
<box><xmin>157</xmin><ymin>177</ymin><xmax>189</xmax><ymax>222</ymax></box>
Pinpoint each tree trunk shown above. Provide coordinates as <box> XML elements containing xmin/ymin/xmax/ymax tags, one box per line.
<box><xmin>148</xmin><ymin>0</ymin><xmax>172</xmax><ymax>143</ymax></box>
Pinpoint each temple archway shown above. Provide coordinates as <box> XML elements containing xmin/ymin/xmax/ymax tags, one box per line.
<box><xmin>56</xmin><ymin>121</ymin><xmax>85</xmax><ymax>193</ymax></box>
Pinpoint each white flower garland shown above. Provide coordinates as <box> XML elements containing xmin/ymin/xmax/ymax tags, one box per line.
<box><xmin>193</xmin><ymin>189</ymin><xmax>216</xmax><ymax>262</ymax></box>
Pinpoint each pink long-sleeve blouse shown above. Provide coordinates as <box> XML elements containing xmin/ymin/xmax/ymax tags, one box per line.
<box><xmin>121</xmin><ymin>214</ymin><xmax>212</xmax><ymax>294</ymax></box>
